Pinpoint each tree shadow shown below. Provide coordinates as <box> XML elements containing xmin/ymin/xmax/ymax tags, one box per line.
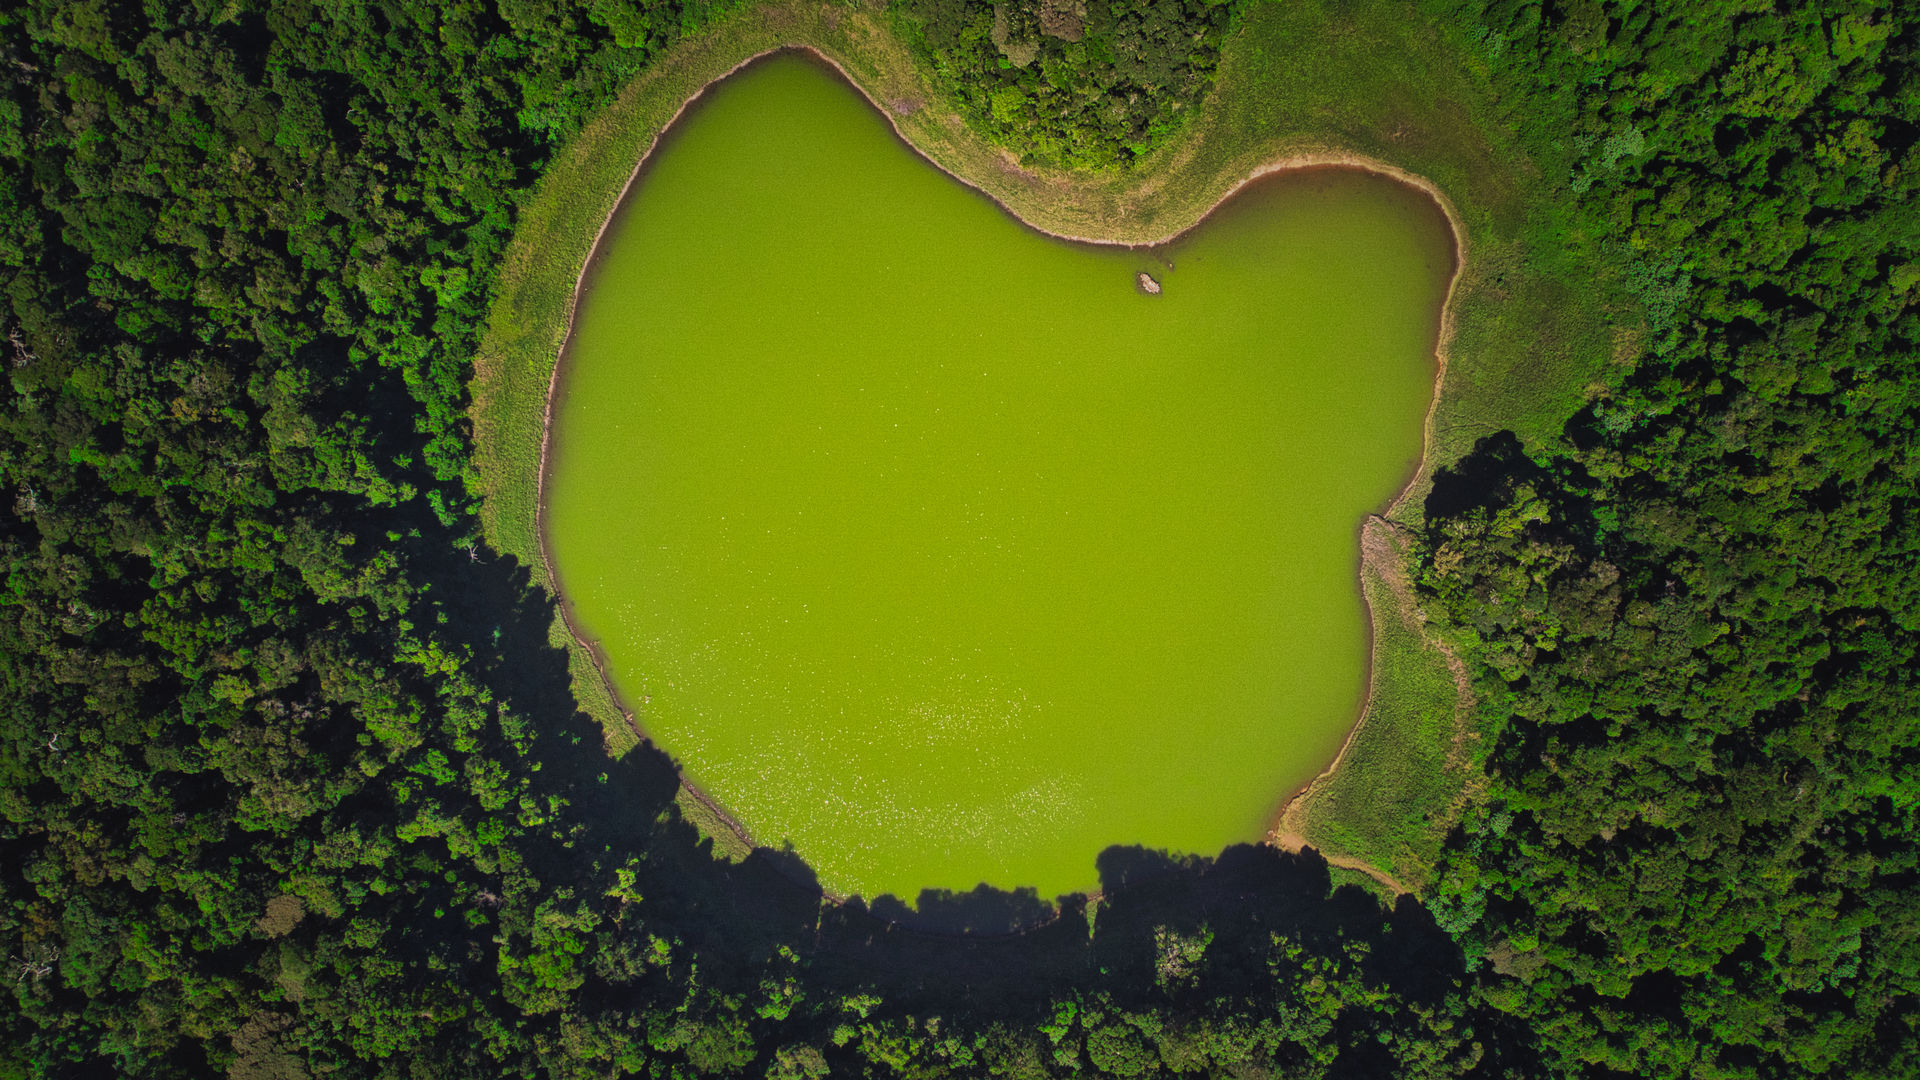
<box><xmin>1424</xmin><ymin>429</ymin><xmax>1540</xmax><ymax>521</ymax></box>
<box><xmin>403</xmin><ymin>529</ymin><xmax>1478</xmax><ymax>1040</ymax></box>
<box><xmin>1425</xmin><ymin>429</ymin><xmax>1601</xmax><ymax>560</ymax></box>
<box><xmin>867</xmin><ymin>883</ymin><xmax>1059</xmax><ymax>937</ymax></box>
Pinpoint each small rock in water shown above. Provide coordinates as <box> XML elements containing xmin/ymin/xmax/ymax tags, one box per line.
<box><xmin>1137</xmin><ymin>271</ymin><xmax>1163</xmax><ymax>295</ymax></box>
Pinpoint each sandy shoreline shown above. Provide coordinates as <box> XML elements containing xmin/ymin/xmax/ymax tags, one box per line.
<box><xmin>531</xmin><ymin>45</ymin><xmax>1473</xmax><ymax>912</ymax></box>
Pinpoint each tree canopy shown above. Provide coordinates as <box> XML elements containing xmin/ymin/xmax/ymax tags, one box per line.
<box><xmin>0</xmin><ymin>0</ymin><xmax>1915</xmax><ymax>1077</ymax></box>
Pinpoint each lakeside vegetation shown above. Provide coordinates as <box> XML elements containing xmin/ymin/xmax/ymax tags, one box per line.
<box><xmin>0</xmin><ymin>0</ymin><xmax>1913</xmax><ymax>1078</ymax></box>
<box><xmin>1279</xmin><ymin>518</ymin><xmax>1477</xmax><ymax>895</ymax></box>
<box><xmin>1418</xmin><ymin>1</ymin><xmax>1920</xmax><ymax>1072</ymax></box>
<box><xmin>470</xmin><ymin>0</ymin><xmax>1617</xmax><ymax>881</ymax></box>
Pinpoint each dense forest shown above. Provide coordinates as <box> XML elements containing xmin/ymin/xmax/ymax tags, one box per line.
<box><xmin>1419</xmin><ymin>0</ymin><xmax>1920</xmax><ymax>1073</ymax></box>
<box><xmin>0</xmin><ymin>0</ymin><xmax>1914</xmax><ymax>1078</ymax></box>
<box><xmin>896</xmin><ymin>0</ymin><xmax>1235</xmax><ymax>166</ymax></box>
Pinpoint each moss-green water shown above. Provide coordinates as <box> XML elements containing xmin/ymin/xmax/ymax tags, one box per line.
<box><xmin>546</xmin><ymin>53</ymin><xmax>1452</xmax><ymax>903</ymax></box>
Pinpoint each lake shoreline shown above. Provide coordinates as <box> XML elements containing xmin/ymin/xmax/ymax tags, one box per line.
<box><xmin>500</xmin><ymin>15</ymin><xmax>1475</xmax><ymax>925</ymax></box>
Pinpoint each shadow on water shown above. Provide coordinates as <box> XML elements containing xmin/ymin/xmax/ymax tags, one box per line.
<box><xmin>867</xmin><ymin>884</ymin><xmax>1058</xmax><ymax>937</ymax></box>
<box><xmin>396</xmin><ymin>521</ymin><xmax>1475</xmax><ymax>1035</ymax></box>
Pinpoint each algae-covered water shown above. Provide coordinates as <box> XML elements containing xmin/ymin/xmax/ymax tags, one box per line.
<box><xmin>545</xmin><ymin>53</ymin><xmax>1454</xmax><ymax>903</ymax></box>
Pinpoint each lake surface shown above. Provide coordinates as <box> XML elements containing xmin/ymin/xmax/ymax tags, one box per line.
<box><xmin>545</xmin><ymin>53</ymin><xmax>1453</xmax><ymax>903</ymax></box>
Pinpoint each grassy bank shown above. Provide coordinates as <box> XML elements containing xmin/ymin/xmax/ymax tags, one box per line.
<box><xmin>1276</xmin><ymin>519</ymin><xmax>1479</xmax><ymax>894</ymax></box>
<box><xmin>468</xmin><ymin>0</ymin><xmax>1624</xmax><ymax>886</ymax></box>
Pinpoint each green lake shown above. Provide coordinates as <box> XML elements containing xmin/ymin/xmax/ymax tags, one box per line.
<box><xmin>545</xmin><ymin>53</ymin><xmax>1454</xmax><ymax>903</ymax></box>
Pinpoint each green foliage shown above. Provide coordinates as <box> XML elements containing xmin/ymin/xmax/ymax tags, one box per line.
<box><xmin>1150</xmin><ymin>922</ymin><xmax>1211</xmax><ymax>989</ymax></box>
<box><xmin>765</xmin><ymin>1043</ymin><xmax>830</xmax><ymax>1080</ymax></box>
<box><xmin>1415</xmin><ymin>0</ymin><xmax>1920</xmax><ymax>1075</ymax></box>
<box><xmin>1083</xmin><ymin>1020</ymin><xmax>1153</xmax><ymax>1076</ymax></box>
<box><xmin>2</xmin><ymin>0</ymin><xmax>1915</xmax><ymax>1077</ymax></box>
<box><xmin>893</xmin><ymin>0</ymin><xmax>1234</xmax><ymax>167</ymax></box>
